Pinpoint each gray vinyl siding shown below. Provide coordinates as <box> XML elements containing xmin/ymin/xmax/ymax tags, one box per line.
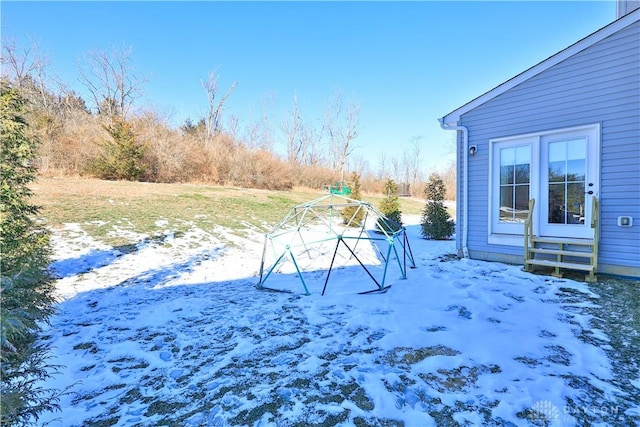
<box><xmin>458</xmin><ymin>19</ymin><xmax>640</xmax><ymax>276</ymax></box>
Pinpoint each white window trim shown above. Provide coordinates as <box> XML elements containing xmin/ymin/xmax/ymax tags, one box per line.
<box><xmin>487</xmin><ymin>124</ymin><xmax>600</xmax><ymax>246</ymax></box>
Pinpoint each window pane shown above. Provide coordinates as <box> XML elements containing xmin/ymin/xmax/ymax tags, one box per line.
<box><xmin>567</xmin><ymin>138</ymin><xmax>586</xmax><ymax>160</ymax></box>
<box><xmin>500</xmin><ymin>147</ymin><xmax>515</xmax><ymax>165</ymax></box>
<box><xmin>514</xmin><ymin>185</ymin><xmax>530</xmax><ymax>223</ymax></box>
<box><xmin>501</xmin><ymin>165</ymin><xmax>514</xmax><ymax>184</ymax></box>
<box><xmin>567</xmin><ymin>182</ymin><xmax>585</xmax><ymax>224</ymax></box>
<box><xmin>548</xmin><ymin>161</ymin><xmax>565</xmax><ymax>182</ymax></box>
<box><xmin>548</xmin><ymin>141</ymin><xmax>565</xmax><ymax>162</ymax></box>
<box><xmin>515</xmin><ymin>163</ymin><xmax>530</xmax><ymax>184</ymax></box>
<box><xmin>500</xmin><ymin>147</ymin><xmax>515</xmax><ymax>184</ymax></box>
<box><xmin>499</xmin><ymin>186</ymin><xmax>514</xmax><ymax>222</ymax></box>
<box><xmin>515</xmin><ymin>145</ymin><xmax>530</xmax><ymax>166</ymax></box>
<box><xmin>566</xmin><ymin>159</ymin><xmax>585</xmax><ymax>182</ymax></box>
<box><xmin>548</xmin><ymin>183</ymin><xmax>566</xmax><ymax>224</ymax></box>
<box><xmin>514</xmin><ymin>145</ymin><xmax>531</xmax><ymax>184</ymax></box>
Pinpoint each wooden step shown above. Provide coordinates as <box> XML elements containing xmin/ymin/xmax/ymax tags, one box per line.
<box><xmin>528</xmin><ymin>248</ymin><xmax>595</xmax><ymax>258</ymax></box>
<box><xmin>531</xmin><ymin>236</ymin><xmax>595</xmax><ymax>246</ymax></box>
<box><xmin>524</xmin><ymin>258</ymin><xmax>594</xmax><ymax>272</ymax></box>
<box><xmin>523</xmin><ymin>198</ymin><xmax>598</xmax><ymax>282</ymax></box>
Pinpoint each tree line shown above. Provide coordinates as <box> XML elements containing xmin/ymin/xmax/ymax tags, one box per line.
<box><xmin>1</xmin><ymin>40</ymin><xmax>456</xmax><ymax>197</ymax></box>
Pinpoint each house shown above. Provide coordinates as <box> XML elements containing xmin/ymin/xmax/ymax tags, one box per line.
<box><xmin>439</xmin><ymin>2</ymin><xmax>639</xmax><ymax>279</ymax></box>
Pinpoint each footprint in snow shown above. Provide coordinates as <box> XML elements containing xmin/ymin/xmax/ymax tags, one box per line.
<box><xmin>446</xmin><ymin>305</ymin><xmax>472</xmax><ymax>319</ymax></box>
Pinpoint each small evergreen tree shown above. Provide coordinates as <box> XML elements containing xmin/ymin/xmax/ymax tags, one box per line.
<box><xmin>421</xmin><ymin>172</ymin><xmax>455</xmax><ymax>240</ymax></box>
<box><xmin>89</xmin><ymin>117</ymin><xmax>147</xmax><ymax>180</ymax></box>
<box><xmin>341</xmin><ymin>172</ymin><xmax>364</xmax><ymax>227</ymax></box>
<box><xmin>1</xmin><ymin>83</ymin><xmax>60</xmax><ymax>425</ymax></box>
<box><xmin>377</xmin><ymin>178</ymin><xmax>403</xmax><ymax>234</ymax></box>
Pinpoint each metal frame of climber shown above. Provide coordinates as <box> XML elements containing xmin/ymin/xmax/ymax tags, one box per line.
<box><xmin>256</xmin><ymin>193</ymin><xmax>416</xmax><ymax>295</ymax></box>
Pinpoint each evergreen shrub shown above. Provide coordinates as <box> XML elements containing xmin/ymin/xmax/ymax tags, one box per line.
<box><xmin>341</xmin><ymin>172</ymin><xmax>364</xmax><ymax>227</ymax></box>
<box><xmin>421</xmin><ymin>173</ymin><xmax>455</xmax><ymax>240</ymax></box>
<box><xmin>89</xmin><ymin>117</ymin><xmax>147</xmax><ymax>181</ymax></box>
<box><xmin>1</xmin><ymin>84</ymin><xmax>60</xmax><ymax>426</ymax></box>
<box><xmin>377</xmin><ymin>178</ymin><xmax>403</xmax><ymax>234</ymax></box>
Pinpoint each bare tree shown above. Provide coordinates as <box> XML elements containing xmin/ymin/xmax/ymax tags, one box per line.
<box><xmin>301</xmin><ymin>123</ymin><xmax>322</xmax><ymax>166</ymax></box>
<box><xmin>409</xmin><ymin>136</ymin><xmax>424</xmax><ymax>196</ymax></box>
<box><xmin>1</xmin><ymin>38</ymin><xmax>46</xmax><ymax>90</ymax></box>
<box><xmin>244</xmin><ymin>93</ymin><xmax>275</xmax><ymax>152</ymax></box>
<box><xmin>282</xmin><ymin>94</ymin><xmax>303</xmax><ymax>164</ymax></box>
<box><xmin>391</xmin><ymin>155</ymin><xmax>401</xmax><ymax>183</ymax></box>
<box><xmin>323</xmin><ymin>91</ymin><xmax>361</xmax><ymax>181</ymax></box>
<box><xmin>376</xmin><ymin>152</ymin><xmax>389</xmax><ymax>180</ymax></box>
<box><xmin>442</xmin><ymin>159</ymin><xmax>457</xmax><ymax>201</ymax></box>
<box><xmin>447</xmin><ymin>134</ymin><xmax>457</xmax><ymax>155</ymax></box>
<box><xmin>245</xmin><ymin>119</ymin><xmax>262</xmax><ymax>151</ymax></box>
<box><xmin>226</xmin><ymin>114</ymin><xmax>241</xmax><ymax>141</ymax></box>
<box><xmin>401</xmin><ymin>148</ymin><xmax>411</xmax><ymax>188</ymax></box>
<box><xmin>259</xmin><ymin>93</ymin><xmax>276</xmax><ymax>153</ymax></box>
<box><xmin>1</xmin><ymin>37</ymin><xmax>58</xmax><ymax>113</ymax></box>
<box><xmin>350</xmin><ymin>154</ymin><xmax>371</xmax><ymax>180</ymax></box>
<box><xmin>281</xmin><ymin>94</ymin><xmax>322</xmax><ymax>166</ymax></box>
<box><xmin>78</xmin><ymin>45</ymin><xmax>146</xmax><ymax>119</ymax></box>
<box><xmin>201</xmin><ymin>69</ymin><xmax>237</xmax><ymax>145</ymax></box>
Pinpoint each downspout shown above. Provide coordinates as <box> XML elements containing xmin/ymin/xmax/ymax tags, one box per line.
<box><xmin>438</xmin><ymin>118</ymin><xmax>470</xmax><ymax>258</ymax></box>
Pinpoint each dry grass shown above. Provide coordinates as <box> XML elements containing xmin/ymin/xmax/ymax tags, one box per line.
<box><xmin>30</xmin><ymin>176</ymin><xmax>430</xmax><ymax>246</ymax></box>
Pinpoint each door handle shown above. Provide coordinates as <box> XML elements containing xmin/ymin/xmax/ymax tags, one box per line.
<box><xmin>586</xmin><ymin>190</ymin><xmax>594</xmax><ymax>195</ymax></box>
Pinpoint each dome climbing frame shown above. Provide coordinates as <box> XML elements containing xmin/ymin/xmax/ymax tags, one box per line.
<box><xmin>257</xmin><ymin>193</ymin><xmax>416</xmax><ymax>295</ymax></box>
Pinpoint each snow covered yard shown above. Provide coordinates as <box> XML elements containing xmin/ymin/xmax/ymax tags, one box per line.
<box><xmin>37</xmin><ymin>216</ymin><xmax>639</xmax><ymax>426</ymax></box>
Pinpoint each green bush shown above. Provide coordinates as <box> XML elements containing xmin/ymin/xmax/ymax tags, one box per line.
<box><xmin>421</xmin><ymin>173</ymin><xmax>454</xmax><ymax>240</ymax></box>
<box><xmin>341</xmin><ymin>172</ymin><xmax>364</xmax><ymax>227</ymax></box>
<box><xmin>1</xmin><ymin>83</ymin><xmax>60</xmax><ymax>425</ymax></box>
<box><xmin>89</xmin><ymin>117</ymin><xmax>147</xmax><ymax>181</ymax></box>
<box><xmin>377</xmin><ymin>178</ymin><xmax>403</xmax><ymax>234</ymax></box>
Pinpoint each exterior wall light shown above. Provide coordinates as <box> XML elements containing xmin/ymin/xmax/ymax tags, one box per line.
<box><xmin>469</xmin><ymin>145</ymin><xmax>478</xmax><ymax>156</ymax></box>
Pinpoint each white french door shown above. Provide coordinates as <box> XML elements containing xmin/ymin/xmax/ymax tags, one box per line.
<box><xmin>539</xmin><ymin>126</ymin><xmax>599</xmax><ymax>239</ymax></box>
<box><xmin>489</xmin><ymin>124</ymin><xmax>600</xmax><ymax>244</ymax></box>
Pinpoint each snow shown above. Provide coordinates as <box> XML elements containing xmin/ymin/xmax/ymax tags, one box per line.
<box><xmin>36</xmin><ymin>215</ymin><xmax>636</xmax><ymax>426</ymax></box>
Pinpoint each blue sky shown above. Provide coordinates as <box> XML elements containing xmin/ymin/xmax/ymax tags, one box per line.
<box><xmin>2</xmin><ymin>1</ymin><xmax>616</xmax><ymax>173</ymax></box>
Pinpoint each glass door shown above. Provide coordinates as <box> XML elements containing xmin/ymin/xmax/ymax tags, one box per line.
<box><xmin>540</xmin><ymin>128</ymin><xmax>598</xmax><ymax>239</ymax></box>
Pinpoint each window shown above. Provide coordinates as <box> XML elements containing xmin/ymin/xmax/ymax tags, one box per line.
<box><xmin>490</xmin><ymin>136</ymin><xmax>536</xmax><ymax>237</ymax></box>
<box><xmin>499</xmin><ymin>145</ymin><xmax>531</xmax><ymax>223</ymax></box>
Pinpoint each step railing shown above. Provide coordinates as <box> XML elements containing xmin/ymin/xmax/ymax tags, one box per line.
<box><xmin>590</xmin><ymin>195</ymin><xmax>599</xmax><ymax>277</ymax></box>
<box><xmin>523</xmin><ymin>199</ymin><xmax>536</xmax><ymax>269</ymax></box>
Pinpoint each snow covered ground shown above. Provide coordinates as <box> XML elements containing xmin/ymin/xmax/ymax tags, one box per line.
<box><xmin>37</xmin><ymin>215</ymin><xmax>639</xmax><ymax>426</ymax></box>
